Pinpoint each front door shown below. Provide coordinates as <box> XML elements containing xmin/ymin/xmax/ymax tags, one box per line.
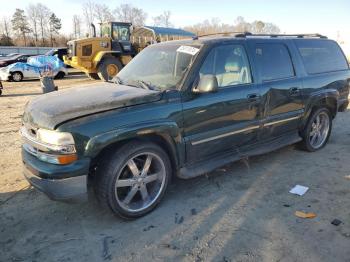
<box><xmin>182</xmin><ymin>43</ymin><xmax>262</xmax><ymax>163</ymax></box>
<box><xmin>249</xmin><ymin>41</ymin><xmax>304</xmax><ymax>139</ymax></box>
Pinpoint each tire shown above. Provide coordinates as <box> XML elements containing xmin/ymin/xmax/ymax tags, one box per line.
<box><xmin>11</xmin><ymin>72</ymin><xmax>23</xmax><ymax>82</ymax></box>
<box><xmin>300</xmin><ymin>107</ymin><xmax>332</xmax><ymax>152</ymax></box>
<box><xmin>87</xmin><ymin>73</ymin><xmax>100</xmax><ymax>80</ymax></box>
<box><xmin>54</xmin><ymin>71</ymin><xmax>65</xmax><ymax>79</ymax></box>
<box><xmin>94</xmin><ymin>141</ymin><xmax>172</xmax><ymax>219</ymax></box>
<box><xmin>97</xmin><ymin>57</ymin><xmax>122</xmax><ymax>82</ymax></box>
<box><xmin>0</xmin><ymin>89</ymin><xmax>2</xmax><ymax>96</ymax></box>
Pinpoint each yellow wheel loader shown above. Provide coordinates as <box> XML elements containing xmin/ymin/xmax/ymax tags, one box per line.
<box><xmin>63</xmin><ymin>22</ymin><xmax>134</xmax><ymax>81</ymax></box>
<box><xmin>63</xmin><ymin>22</ymin><xmax>196</xmax><ymax>81</ymax></box>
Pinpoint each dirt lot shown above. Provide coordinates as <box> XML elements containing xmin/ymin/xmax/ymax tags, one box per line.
<box><xmin>0</xmin><ymin>75</ymin><xmax>349</xmax><ymax>262</ymax></box>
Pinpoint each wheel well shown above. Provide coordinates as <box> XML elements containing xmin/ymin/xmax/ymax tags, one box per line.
<box><xmin>314</xmin><ymin>97</ymin><xmax>337</xmax><ymax>118</ymax></box>
<box><xmin>89</xmin><ymin>134</ymin><xmax>178</xmax><ymax>177</ymax></box>
<box><xmin>11</xmin><ymin>71</ymin><xmax>23</xmax><ymax>76</ymax></box>
<box><xmin>97</xmin><ymin>54</ymin><xmax>121</xmax><ymax>67</ymax></box>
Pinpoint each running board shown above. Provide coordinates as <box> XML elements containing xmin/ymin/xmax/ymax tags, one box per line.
<box><xmin>178</xmin><ymin>132</ymin><xmax>302</xmax><ymax>179</ymax></box>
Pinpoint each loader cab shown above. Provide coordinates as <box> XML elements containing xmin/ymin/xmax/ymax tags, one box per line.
<box><xmin>100</xmin><ymin>22</ymin><xmax>133</xmax><ymax>54</ymax></box>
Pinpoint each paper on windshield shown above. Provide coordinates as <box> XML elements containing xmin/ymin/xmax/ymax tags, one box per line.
<box><xmin>177</xmin><ymin>46</ymin><xmax>200</xmax><ymax>56</ymax></box>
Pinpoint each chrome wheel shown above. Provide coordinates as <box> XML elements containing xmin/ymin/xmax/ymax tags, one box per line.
<box><xmin>12</xmin><ymin>72</ymin><xmax>22</xmax><ymax>82</ymax></box>
<box><xmin>309</xmin><ymin>111</ymin><xmax>330</xmax><ymax>149</ymax></box>
<box><xmin>115</xmin><ymin>152</ymin><xmax>166</xmax><ymax>213</ymax></box>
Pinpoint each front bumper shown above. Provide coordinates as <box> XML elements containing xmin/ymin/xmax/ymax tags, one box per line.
<box><xmin>22</xmin><ymin>149</ymin><xmax>90</xmax><ymax>201</ymax></box>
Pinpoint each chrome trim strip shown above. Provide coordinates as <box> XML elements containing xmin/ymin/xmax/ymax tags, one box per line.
<box><xmin>191</xmin><ymin>115</ymin><xmax>302</xmax><ymax>146</ymax></box>
<box><xmin>264</xmin><ymin>116</ymin><xmax>301</xmax><ymax>127</ymax></box>
<box><xmin>191</xmin><ymin>125</ymin><xmax>260</xmax><ymax>145</ymax></box>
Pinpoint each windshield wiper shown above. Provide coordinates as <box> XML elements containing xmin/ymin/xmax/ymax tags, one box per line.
<box><xmin>114</xmin><ymin>76</ymin><xmax>123</xmax><ymax>85</ymax></box>
<box><xmin>126</xmin><ymin>80</ymin><xmax>160</xmax><ymax>91</ymax></box>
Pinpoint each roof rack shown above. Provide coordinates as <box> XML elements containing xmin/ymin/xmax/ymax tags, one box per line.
<box><xmin>192</xmin><ymin>31</ymin><xmax>251</xmax><ymax>40</ymax></box>
<box><xmin>245</xmin><ymin>33</ymin><xmax>328</xmax><ymax>39</ymax></box>
<box><xmin>192</xmin><ymin>32</ymin><xmax>327</xmax><ymax>40</ymax></box>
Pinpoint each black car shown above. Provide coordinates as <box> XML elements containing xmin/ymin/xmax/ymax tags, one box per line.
<box><xmin>0</xmin><ymin>54</ymin><xmax>31</xmax><ymax>67</ymax></box>
<box><xmin>21</xmin><ymin>33</ymin><xmax>350</xmax><ymax>218</ymax></box>
<box><xmin>45</xmin><ymin>48</ymin><xmax>68</xmax><ymax>63</ymax></box>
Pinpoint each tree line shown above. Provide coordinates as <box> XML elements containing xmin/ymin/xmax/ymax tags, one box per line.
<box><xmin>0</xmin><ymin>1</ymin><xmax>281</xmax><ymax>47</ymax></box>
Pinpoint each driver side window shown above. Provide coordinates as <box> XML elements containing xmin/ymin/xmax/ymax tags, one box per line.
<box><xmin>199</xmin><ymin>44</ymin><xmax>252</xmax><ymax>88</ymax></box>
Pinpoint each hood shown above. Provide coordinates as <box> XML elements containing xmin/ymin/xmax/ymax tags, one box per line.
<box><xmin>23</xmin><ymin>83</ymin><xmax>162</xmax><ymax>129</ymax></box>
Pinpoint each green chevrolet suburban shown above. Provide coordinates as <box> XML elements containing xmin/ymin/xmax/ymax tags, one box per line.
<box><xmin>21</xmin><ymin>33</ymin><xmax>350</xmax><ymax>218</ymax></box>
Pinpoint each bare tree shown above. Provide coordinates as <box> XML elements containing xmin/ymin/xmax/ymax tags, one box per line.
<box><xmin>1</xmin><ymin>17</ymin><xmax>12</xmax><ymax>39</ymax></box>
<box><xmin>153</xmin><ymin>11</ymin><xmax>173</xmax><ymax>27</ymax></box>
<box><xmin>83</xmin><ymin>0</ymin><xmax>95</xmax><ymax>36</ymax></box>
<box><xmin>185</xmin><ymin>16</ymin><xmax>280</xmax><ymax>36</ymax></box>
<box><xmin>94</xmin><ymin>3</ymin><xmax>114</xmax><ymax>24</ymax></box>
<box><xmin>36</xmin><ymin>3</ymin><xmax>51</xmax><ymax>45</ymax></box>
<box><xmin>72</xmin><ymin>15</ymin><xmax>82</xmax><ymax>39</ymax></box>
<box><xmin>0</xmin><ymin>17</ymin><xmax>13</xmax><ymax>46</ymax></box>
<box><xmin>234</xmin><ymin>16</ymin><xmax>251</xmax><ymax>32</ymax></box>
<box><xmin>26</xmin><ymin>4</ymin><xmax>39</xmax><ymax>46</ymax></box>
<box><xmin>115</xmin><ymin>4</ymin><xmax>147</xmax><ymax>26</ymax></box>
<box><xmin>11</xmin><ymin>8</ymin><xmax>31</xmax><ymax>46</ymax></box>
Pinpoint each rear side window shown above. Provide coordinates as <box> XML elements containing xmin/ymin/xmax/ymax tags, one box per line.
<box><xmin>296</xmin><ymin>40</ymin><xmax>349</xmax><ymax>74</ymax></box>
<box><xmin>255</xmin><ymin>43</ymin><xmax>295</xmax><ymax>81</ymax></box>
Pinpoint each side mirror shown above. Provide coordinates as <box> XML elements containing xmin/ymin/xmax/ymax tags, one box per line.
<box><xmin>193</xmin><ymin>74</ymin><xmax>218</xmax><ymax>93</ymax></box>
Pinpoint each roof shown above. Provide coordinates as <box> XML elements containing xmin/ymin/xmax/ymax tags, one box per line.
<box><xmin>135</xmin><ymin>26</ymin><xmax>196</xmax><ymax>37</ymax></box>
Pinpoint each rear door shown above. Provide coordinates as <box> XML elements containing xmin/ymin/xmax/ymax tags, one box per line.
<box><xmin>182</xmin><ymin>42</ymin><xmax>262</xmax><ymax>163</ymax></box>
<box><xmin>249</xmin><ymin>40</ymin><xmax>304</xmax><ymax>139</ymax></box>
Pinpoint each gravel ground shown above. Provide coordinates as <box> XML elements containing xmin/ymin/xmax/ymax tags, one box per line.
<box><xmin>0</xmin><ymin>76</ymin><xmax>349</xmax><ymax>262</ymax></box>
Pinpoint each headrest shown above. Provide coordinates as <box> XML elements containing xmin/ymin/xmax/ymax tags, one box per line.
<box><xmin>225</xmin><ymin>61</ymin><xmax>241</xmax><ymax>72</ymax></box>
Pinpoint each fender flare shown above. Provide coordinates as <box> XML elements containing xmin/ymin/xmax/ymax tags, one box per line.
<box><xmin>85</xmin><ymin>120</ymin><xmax>184</xmax><ymax>168</ymax></box>
<box><xmin>93</xmin><ymin>51</ymin><xmax>121</xmax><ymax>67</ymax></box>
<box><xmin>301</xmin><ymin>89</ymin><xmax>339</xmax><ymax>126</ymax></box>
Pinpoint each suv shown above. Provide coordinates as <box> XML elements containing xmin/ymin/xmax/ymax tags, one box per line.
<box><xmin>21</xmin><ymin>33</ymin><xmax>350</xmax><ymax>218</ymax></box>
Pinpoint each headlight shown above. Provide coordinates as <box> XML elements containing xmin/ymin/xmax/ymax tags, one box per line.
<box><xmin>37</xmin><ymin>129</ymin><xmax>75</xmax><ymax>146</ymax></box>
<box><xmin>21</xmin><ymin>127</ymin><xmax>77</xmax><ymax>165</ymax></box>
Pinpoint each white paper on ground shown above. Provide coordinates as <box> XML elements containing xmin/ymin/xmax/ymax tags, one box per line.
<box><xmin>289</xmin><ymin>185</ymin><xmax>309</xmax><ymax>196</ymax></box>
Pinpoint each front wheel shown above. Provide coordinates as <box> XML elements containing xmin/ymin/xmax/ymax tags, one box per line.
<box><xmin>97</xmin><ymin>57</ymin><xmax>122</xmax><ymax>82</ymax></box>
<box><xmin>11</xmin><ymin>72</ymin><xmax>23</xmax><ymax>82</ymax></box>
<box><xmin>94</xmin><ymin>141</ymin><xmax>172</xmax><ymax>219</ymax></box>
<box><xmin>300</xmin><ymin>108</ymin><xmax>332</xmax><ymax>152</ymax></box>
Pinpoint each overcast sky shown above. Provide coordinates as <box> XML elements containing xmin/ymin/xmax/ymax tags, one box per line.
<box><xmin>1</xmin><ymin>0</ymin><xmax>349</xmax><ymax>44</ymax></box>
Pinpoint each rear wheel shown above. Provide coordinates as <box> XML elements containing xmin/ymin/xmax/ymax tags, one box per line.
<box><xmin>97</xmin><ymin>57</ymin><xmax>122</xmax><ymax>82</ymax></box>
<box><xmin>11</xmin><ymin>72</ymin><xmax>23</xmax><ymax>82</ymax></box>
<box><xmin>94</xmin><ymin>141</ymin><xmax>172</xmax><ymax>219</ymax></box>
<box><xmin>300</xmin><ymin>108</ymin><xmax>332</xmax><ymax>152</ymax></box>
<box><xmin>87</xmin><ymin>73</ymin><xmax>100</xmax><ymax>80</ymax></box>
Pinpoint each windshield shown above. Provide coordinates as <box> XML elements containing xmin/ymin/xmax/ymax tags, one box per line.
<box><xmin>112</xmin><ymin>24</ymin><xmax>130</xmax><ymax>41</ymax></box>
<box><xmin>45</xmin><ymin>49</ymin><xmax>55</xmax><ymax>56</ymax></box>
<box><xmin>117</xmin><ymin>44</ymin><xmax>200</xmax><ymax>91</ymax></box>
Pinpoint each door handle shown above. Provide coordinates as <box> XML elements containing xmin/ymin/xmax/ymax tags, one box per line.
<box><xmin>289</xmin><ymin>87</ymin><xmax>300</xmax><ymax>96</ymax></box>
<box><xmin>247</xmin><ymin>93</ymin><xmax>261</xmax><ymax>102</ymax></box>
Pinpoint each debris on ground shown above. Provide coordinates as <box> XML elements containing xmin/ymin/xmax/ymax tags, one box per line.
<box><xmin>191</xmin><ymin>208</ymin><xmax>197</xmax><ymax>216</ymax></box>
<box><xmin>345</xmin><ymin>175</ymin><xmax>350</xmax><ymax>180</ymax></box>
<box><xmin>143</xmin><ymin>225</ymin><xmax>155</xmax><ymax>231</ymax></box>
<box><xmin>295</xmin><ymin>211</ymin><xmax>317</xmax><ymax>219</ymax></box>
<box><xmin>283</xmin><ymin>204</ymin><xmax>291</xmax><ymax>207</ymax></box>
<box><xmin>175</xmin><ymin>213</ymin><xmax>184</xmax><ymax>224</ymax></box>
<box><xmin>102</xmin><ymin>236</ymin><xmax>113</xmax><ymax>260</ymax></box>
<box><xmin>289</xmin><ymin>185</ymin><xmax>309</xmax><ymax>196</ymax></box>
<box><xmin>331</xmin><ymin>219</ymin><xmax>342</xmax><ymax>226</ymax></box>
